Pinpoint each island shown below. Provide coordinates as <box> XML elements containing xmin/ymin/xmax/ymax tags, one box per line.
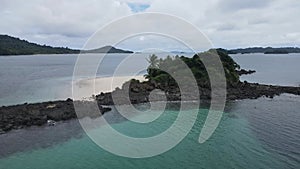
<box><xmin>226</xmin><ymin>47</ymin><xmax>300</xmax><ymax>54</ymax></box>
<box><xmin>0</xmin><ymin>34</ymin><xmax>133</xmax><ymax>55</ymax></box>
<box><xmin>2</xmin><ymin>34</ymin><xmax>300</xmax><ymax>55</ymax></box>
<box><xmin>82</xmin><ymin>46</ymin><xmax>133</xmax><ymax>54</ymax></box>
<box><xmin>1</xmin><ymin>49</ymin><xmax>300</xmax><ymax>134</ymax></box>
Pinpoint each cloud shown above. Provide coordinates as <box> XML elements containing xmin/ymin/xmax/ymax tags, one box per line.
<box><xmin>0</xmin><ymin>0</ymin><xmax>299</xmax><ymax>49</ymax></box>
<box><xmin>146</xmin><ymin>0</ymin><xmax>300</xmax><ymax>48</ymax></box>
<box><xmin>0</xmin><ymin>0</ymin><xmax>132</xmax><ymax>48</ymax></box>
<box><xmin>216</xmin><ymin>23</ymin><xmax>237</xmax><ymax>31</ymax></box>
<box><xmin>217</xmin><ymin>0</ymin><xmax>272</xmax><ymax>12</ymax></box>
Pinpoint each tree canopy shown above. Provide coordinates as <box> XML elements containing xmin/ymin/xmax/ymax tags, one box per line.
<box><xmin>144</xmin><ymin>49</ymin><xmax>240</xmax><ymax>88</ymax></box>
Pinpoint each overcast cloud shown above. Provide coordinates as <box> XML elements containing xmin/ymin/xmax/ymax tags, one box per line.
<box><xmin>0</xmin><ymin>0</ymin><xmax>299</xmax><ymax>50</ymax></box>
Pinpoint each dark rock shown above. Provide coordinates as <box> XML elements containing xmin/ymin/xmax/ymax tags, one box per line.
<box><xmin>236</xmin><ymin>69</ymin><xmax>256</xmax><ymax>76</ymax></box>
<box><xmin>66</xmin><ymin>98</ymin><xmax>73</xmax><ymax>102</ymax></box>
<box><xmin>0</xmin><ymin>100</ymin><xmax>112</xmax><ymax>134</ymax></box>
<box><xmin>2</xmin><ymin>78</ymin><xmax>300</xmax><ymax>135</ymax></box>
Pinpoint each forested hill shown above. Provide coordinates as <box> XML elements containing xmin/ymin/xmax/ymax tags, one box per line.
<box><xmin>82</xmin><ymin>46</ymin><xmax>133</xmax><ymax>54</ymax></box>
<box><xmin>0</xmin><ymin>35</ymin><xmax>79</xmax><ymax>55</ymax></box>
<box><xmin>0</xmin><ymin>35</ymin><xmax>133</xmax><ymax>55</ymax></box>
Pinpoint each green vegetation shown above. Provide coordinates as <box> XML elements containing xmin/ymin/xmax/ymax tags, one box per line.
<box><xmin>82</xmin><ymin>46</ymin><xmax>133</xmax><ymax>54</ymax></box>
<box><xmin>145</xmin><ymin>49</ymin><xmax>240</xmax><ymax>88</ymax></box>
<box><xmin>0</xmin><ymin>35</ymin><xmax>79</xmax><ymax>55</ymax></box>
<box><xmin>0</xmin><ymin>34</ymin><xmax>133</xmax><ymax>55</ymax></box>
<box><xmin>264</xmin><ymin>49</ymin><xmax>289</xmax><ymax>54</ymax></box>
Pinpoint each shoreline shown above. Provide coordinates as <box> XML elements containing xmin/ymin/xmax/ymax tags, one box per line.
<box><xmin>73</xmin><ymin>75</ymin><xmax>145</xmax><ymax>99</ymax></box>
<box><xmin>0</xmin><ymin>99</ymin><xmax>112</xmax><ymax>134</ymax></box>
<box><xmin>1</xmin><ymin>79</ymin><xmax>300</xmax><ymax>134</ymax></box>
<box><xmin>95</xmin><ymin>80</ymin><xmax>300</xmax><ymax>105</ymax></box>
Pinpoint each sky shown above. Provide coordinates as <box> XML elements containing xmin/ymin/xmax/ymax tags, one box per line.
<box><xmin>1</xmin><ymin>0</ymin><xmax>300</xmax><ymax>51</ymax></box>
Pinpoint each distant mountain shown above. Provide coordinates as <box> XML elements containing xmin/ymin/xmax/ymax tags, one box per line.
<box><xmin>226</xmin><ymin>47</ymin><xmax>300</xmax><ymax>54</ymax></box>
<box><xmin>82</xmin><ymin>46</ymin><xmax>133</xmax><ymax>54</ymax></box>
<box><xmin>170</xmin><ymin>51</ymin><xmax>186</xmax><ymax>54</ymax></box>
<box><xmin>0</xmin><ymin>35</ymin><xmax>133</xmax><ymax>55</ymax></box>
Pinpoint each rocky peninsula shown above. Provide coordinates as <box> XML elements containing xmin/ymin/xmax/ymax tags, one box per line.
<box><xmin>1</xmin><ymin>49</ymin><xmax>300</xmax><ymax>134</ymax></box>
<box><xmin>0</xmin><ymin>99</ymin><xmax>111</xmax><ymax>134</ymax></box>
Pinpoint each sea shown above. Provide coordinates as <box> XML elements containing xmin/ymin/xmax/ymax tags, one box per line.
<box><xmin>0</xmin><ymin>53</ymin><xmax>299</xmax><ymax>169</ymax></box>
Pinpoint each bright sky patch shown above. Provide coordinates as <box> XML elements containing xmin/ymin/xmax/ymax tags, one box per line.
<box><xmin>127</xmin><ymin>3</ymin><xmax>150</xmax><ymax>12</ymax></box>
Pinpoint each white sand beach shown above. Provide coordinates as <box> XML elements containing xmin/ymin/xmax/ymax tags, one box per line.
<box><xmin>73</xmin><ymin>75</ymin><xmax>145</xmax><ymax>100</ymax></box>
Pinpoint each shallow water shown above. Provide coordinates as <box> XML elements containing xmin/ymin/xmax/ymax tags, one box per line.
<box><xmin>0</xmin><ymin>53</ymin><xmax>300</xmax><ymax>168</ymax></box>
<box><xmin>0</xmin><ymin>54</ymin><xmax>149</xmax><ymax>106</ymax></box>
<box><xmin>0</xmin><ymin>95</ymin><xmax>299</xmax><ymax>169</ymax></box>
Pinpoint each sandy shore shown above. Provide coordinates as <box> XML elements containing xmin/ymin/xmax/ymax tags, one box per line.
<box><xmin>73</xmin><ymin>75</ymin><xmax>145</xmax><ymax>100</ymax></box>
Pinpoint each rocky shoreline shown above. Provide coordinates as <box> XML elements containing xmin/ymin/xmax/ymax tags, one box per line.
<box><xmin>96</xmin><ymin>80</ymin><xmax>300</xmax><ymax>105</ymax></box>
<box><xmin>0</xmin><ymin>99</ymin><xmax>111</xmax><ymax>134</ymax></box>
<box><xmin>1</xmin><ymin>79</ymin><xmax>300</xmax><ymax>134</ymax></box>
<box><xmin>236</xmin><ymin>69</ymin><xmax>256</xmax><ymax>76</ymax></box>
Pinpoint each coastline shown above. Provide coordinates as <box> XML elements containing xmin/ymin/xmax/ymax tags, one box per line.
<box><xmin>0</xmin><ymin>75</ymin><xmax>146</xmax><ymax>134</ymax></box>
<box><xmin>95</xmin><ymin>80</ymin><xmax>300</xmax><ymax>105</ymax></box>
<box><xmin>74</xmin><ymin>75</ymin><xmax>145</xmax><ymax>99</ymax></box>
<box><xmin>1</xmin><ymin>78</ymin><xmax>300</xmax><ymax>134</ymax></box>
<box><xmin>0</xmin><ymin>99</ymin><xmax>112</xmax><ymax>134</ymax></box>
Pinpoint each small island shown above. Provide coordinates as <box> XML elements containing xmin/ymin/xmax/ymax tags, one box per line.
<box><xmin>226</xmin><ymin>47</ymin><xmax>300</xmax><ymax>54</ymax></box>
<box><xmin>1</xmin><ymin>49</ymin><xmax>300</xmax><ymax>134</ymax></box>
<box><xmin>82</xmin><ymin>46</ymin><xmax>133</xmax><ymax>54</ymax></box>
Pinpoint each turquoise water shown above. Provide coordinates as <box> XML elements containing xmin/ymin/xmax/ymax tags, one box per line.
<box><xmin>0</xmin><ymin>54</ymin><xmax>300</xmax><ymax>168</ymax></box>
<box><xmin>1</xmin><ymin>96</ymin><xmax>299</xmax><ymax>169</ymax></box>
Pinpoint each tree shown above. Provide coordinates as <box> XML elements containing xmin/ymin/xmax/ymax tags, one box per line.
<box><xmin>144</xmin><ymin>49</ymin><xmax>241</xmax><ymax>88</ymax></box>
<box><xmin>146</xmin><ymin>54</ymin><xmax>159</xmax><ymax>68</ymax></box>
<box><xmin>145</xmin><ymin>54</ymin><xmax>159</xmax><ymax>81</ymax></box>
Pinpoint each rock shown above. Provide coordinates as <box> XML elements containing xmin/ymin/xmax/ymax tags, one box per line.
<box><xmin>47</xmin><ymin>120</ymin><xmax>56</xmax><ymax>126</ymax></box>
<box><xmin>131</xmin><ymin>87</ymin><xmax>140</xmax><ymax>93</ymax></box>
<box><xmin>236</xmin><ymin>69</ymin><xmax>256</xmax><ymax>76</ymax></box>
<box><xmin>3</xmin><ymin>124</ymin><xmax>13</xmax><ymax>131</ymax></box>
<box><xmin>46</xmin><ymin>104</ymin><xmax>56</xmax><ymax>109</ymax></box>
<box><xmin>66</xmin><ymin>98</ymin><xmax>73</xmax><ymax>102</ymax></box>
<box><xmin>1</xmin><ymin>79</ymin><xmax>300</xmax><ymax>135</ymax></box>
<box><xmin>0</xmin><ymin>100</ymin><xmax>112</xmax><ymax>134</ymax></box>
